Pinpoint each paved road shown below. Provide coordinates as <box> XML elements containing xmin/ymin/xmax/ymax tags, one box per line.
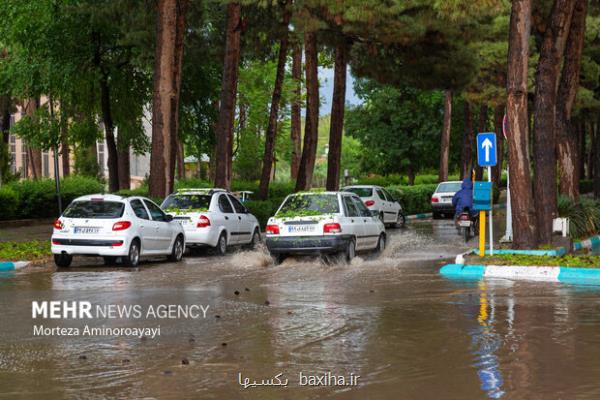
<box><xmin>1</xmin><ymin>219</ymin><xmax>599</xmax><ymax>399</ymax></box>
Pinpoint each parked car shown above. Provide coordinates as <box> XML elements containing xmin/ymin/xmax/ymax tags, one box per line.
<box><xmin>342</xmin><ymin>185</ymin><xmax>405</xmax><ymax>227</ymax></box>
<box><xmin>161</xmin><ymin>188</ymin><xmax>261</xmax><ymax>255</ymax></box>
<box><xmin>265</xmin><ymin>192</ymin><xmax>386</xmax><ymax>264</ymax></box>
<box><xmin>51</xmin><ymin>194</ymin><xmax>185</xmax><ymax>268</ymax></box>
<box><xmin>431</xmin><ymin>181</ymin><xmax>463</xmax><ymax>219</ymax></box>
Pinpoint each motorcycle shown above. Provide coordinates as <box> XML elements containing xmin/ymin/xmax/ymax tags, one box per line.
<box><xmin>456</xmin><ymin>208</ymin><xmax>479</xmax><ymax>242</ymax></box>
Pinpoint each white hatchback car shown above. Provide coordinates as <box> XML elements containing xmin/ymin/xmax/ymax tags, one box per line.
<box><xmin>431</xmin><ymin>181</ymin><xmax>463</xmax><ymax>219</ymax></box>
<box><xmin>342</xmin><ymin>185</ymin><xmax>404</xmax><ymax>227</ymax></box>
<box><xmin>51</xmin><ymin>194</ymin><xmax>185</xmax><ymax>268</ymax></box>
<box><xmin>161</xmin><ymin>189</ymin><xmax>261</xmax><ymax>255</ymax></box>
<box><xmin>265</xmin><ymin>192</ymin><xmax>386</xmax><ymax>264</ymax></box>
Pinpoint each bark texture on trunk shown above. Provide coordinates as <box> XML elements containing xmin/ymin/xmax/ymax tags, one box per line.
<box><xmin>258</xmin><ymin>11</ymin><xmax>291</xmax><ymax>200</ymax></box>
<box><xmin>325</xmin><ymin>41</ymin><xmax>348</xmax><ymax>191</ymax></box>
<box><xmin>60</xmin><ymin>109</ymin><xmax>70</xmax><ymax>177</ymax></box>
<box><xmin>295</xmin><ymin>31</ymin><xmax>319</xmax><ymax>191</ymax></box>
<box><xmin>475</xmin><ymin>104</ymin><xmax>488</xmax><ymax>181</ymax></box>
<box><xmin>438</xmin><ymin>90</ymin><xmax>452</xmax><ymax>182</ymax></box>
<box><xmin>24</xmin><ymin>99</ymin><xmax>42</xmax><ymax>179</ymax></box>
<box><xmin>460</xmin><ymin>101</ymin><xmax>473</xmax><ymax>180</ymax></box>
<box><xmin>532</xmin><ymin>0</ymin><xmax>575</xmax><ymax>244</ymax></box>
<box><xmin>100</xmin><ymin>77</ymin><xmax>119</xmax><ymax>191</ymax></box>
<box><xmin>492</xmin><ymin>105</ymin><xmax>505</xmax><ymax>185</ymax></box>
<box><xmin>214</xmin><ymin>2</ymin><xmax>241</xmax><ymax>190</ymax></box>
<box><xmin>149</xmin><ymin>0</ymin><xmax>188</xmax><ymax>197</ymax></box>
<box><xmin>556</xmin><ymin>0</ymin><xmax>587</xmax><ymax>201</ymax></box>
<box><xmin>1</xmin><ymin>95</ymin><xmax>9</xmax><ymax>144</ymax></box>
<box><xmin>506</xmin><ymin>0</ymin><xmax>538</xmax><ymax>248</ymax></box>
<box><xmin>176</xmin><ymin>134</ymin><xmax>185</xmax><ymax>179</ymax></box>
<box><xmin>117</xmin><ymin>132</ymin><xmax>131</xmax><ymax>190</ymax></box>
<box><xmin>290</xmin><ymin>44</ymin><xmax>302</xmax><ymax>181</ymax></box>
<box><xmin>594</xmin><ymin>120</ymin><xmax>600</xmax><ymax>198</ymax></box>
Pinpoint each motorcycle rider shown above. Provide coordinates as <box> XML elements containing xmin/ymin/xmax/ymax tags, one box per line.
<box><xmin>452</xmin><ymin>178</ymin><xmax>474</xmax><ymax>222</ymax></box>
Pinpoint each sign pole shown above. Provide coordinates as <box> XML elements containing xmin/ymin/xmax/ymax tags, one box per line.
<box><xmin>479</xmin><ymin>211</ymin><xmax>486</xmax><ymax>256</ymax></box>
<box><xmin>488</xmin><ymin>166</ymin><xmax>493</xmax><ymax>256</ymax></box>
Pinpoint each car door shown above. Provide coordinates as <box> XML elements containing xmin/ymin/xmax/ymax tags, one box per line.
<box><xmin>382</xmin><ymin>189</ymin><xmax>401</xmax><ymax>220</ymax></box>
<box><xmin>228</xmin><ymin>194</ymin><xmax>253</xmax><ymax>244</ymax></box>
<box><xmin>129</xmin><ymin>199</ymin><xmax>153</xmax><ymax>253</ymax></box>
<box><xmin>143</xmin><ymin>199</ymin><xmax>173</xmax><ymax>252</ymax></box>
<box><xmin>375</xmin><ymin>188</ymin><xmax>390</xmax><ymax>222</ymax></box>
<box><xmin>354</xmin><ymin>197</ymin><xmax>380</xmax><ymax>249</ymax></box>
<box><xmin>217</xmin><ymin>194</ymin><xmax>239</xmax><ymax>244</ymax></box>
<box><xmin>341</xmin><ymin>195</ymin><xmax>366</xmax><ymax>250</ymax></box>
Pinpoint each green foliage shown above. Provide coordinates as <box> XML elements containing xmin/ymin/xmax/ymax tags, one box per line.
<box><xmin>580</xmin><ymin>180</ymin><xmax>594</xmax><ymax>194</ymax></box>
<box><xmin>557</xmin><ymin>196</ymin><xmax>600</xmax><ymax>239</ymax></box>
<box><xmin>475</xmin><ymin>254</ymin><xmax>600</xmax><ymax>268</ymax></box>
<box><xmin>245</xmin><ymin>199</ymin><xmax>279</xmax><ymax>228</ymax></box>
<box><xmin>0</xmin><ymin>186</ymin><xmax>19</xmax><ymax>220</ymax></box>
<box><xmin>386</xmin><ymin>184</ymin><xmax>439</xmax><ymax>215</ymax></box>
<box><xmin>0</xmin><ymin>241</ymin><xmax>51</xmax><ymax>262</ymax></box>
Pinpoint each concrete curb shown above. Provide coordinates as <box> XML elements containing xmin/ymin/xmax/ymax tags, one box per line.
<box><xmin>574</xmin><ymin>235</ymin><xmax>600</xmax><ymax>252</ymax></box>
<box><xmin>472</xmin><ymin>248</ymin><xmax>567</xmax><ymax>257</ymax></box>
<box><xmin>440</xmin><ymin>264</ymin><xmax>600</xmax><ymax>285</ymax></box>
<box><xmin>0</xmin><ymin>261</ymin><xmax>30</xmax><ymax>271</ymax></box>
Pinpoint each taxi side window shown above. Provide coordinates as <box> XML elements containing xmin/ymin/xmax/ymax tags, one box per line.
<box><xmin>219</xmin><ymin>195</ymin><xmax>234</xmax><ymax>213</ymax></box>
<box><xmin>343</xmin><ymin>196</ymin><xmax>360</xmax><ymax>217</ymax></box>
<box><xmin>130</xmin><ymin>199</ymin><xmax>150</xmax><ymax>220</ymax></box>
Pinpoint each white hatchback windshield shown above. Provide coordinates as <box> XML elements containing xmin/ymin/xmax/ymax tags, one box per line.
<box><xmin>63</xmin><ymin>201</ymin><xmax>125</xmax><ymax>219</ymax></box>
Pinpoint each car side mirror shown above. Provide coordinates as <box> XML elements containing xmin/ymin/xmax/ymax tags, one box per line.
<box><xmin>165</xmin><ymin>214</ymin><xmax>174</xmax><ymax>222</ymax></box>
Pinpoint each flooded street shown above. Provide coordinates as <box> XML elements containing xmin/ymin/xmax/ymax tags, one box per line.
<box><xmin>2</xmin><ymin>220</ymin><xmax>600</xmax><ymax>399</ymax></box>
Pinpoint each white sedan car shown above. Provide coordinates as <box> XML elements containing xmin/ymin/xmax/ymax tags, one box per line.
<box><xmin>51</xmin><ymin>194</ymin><xmax>185</xmax><ymax>268</ymax></box>
<box><xmin>265</xmin><ymin>192</ymin><xmax>386</xmax><ymax>264</ymax></box>
<box><xmin>342</xmin><ymin>185</ymin><xmax>404</xmax><ymax>227</ymax></box>
<box><xmin>161</xmin><ymin>188</ymin><xmax>261</xmax><ymax>255</ymax></box>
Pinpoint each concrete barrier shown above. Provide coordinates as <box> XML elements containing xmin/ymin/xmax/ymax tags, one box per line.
<box><xmin>573</xmin><ymin>235</ymin><xmax>600</xmax><ymax>252</ymax></box>
<box><xmin>0</xmin><ymin>261</ymin><xmax>30</xmax><ymax>271</ymax></box>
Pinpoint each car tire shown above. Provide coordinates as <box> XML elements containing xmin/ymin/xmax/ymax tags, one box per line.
<box><xmin>432</xmin><ymin>212</ymin><xmax>441</xmax><ymax>220</ymax></box>
<box><xmin>340</xmin><ymin>238</ymin><xmax>356</xmax><ymax>264</ymax></box>
<box><xmin>245</xmin><ymin>229</ymin><xmax>261</xmax><ymax>250</ymax></box>
<box><xmin>273</xmin><ymin>253</ymin><xmax>286</xmax><ymax>265</ymax></box>
<box><xmin>214</xmin><ymin>232</ymin><xmax>227</xmax><ymax>256</ymax></box>
<box><xmin>375</xmin><ymin>234</ymin><xmax>386</xmax><ymax>254</ymax></box>
<box><xmin>54</xmin><ymin>254</ymin><xmax>73</xmax><ymax>268</ymax></box>
<box><xmin>123</xmin><ymin>239</ymin><xmax>141</xmax><ymax>267</ymax></box>
<box><xmin>396</xmin><ymin>212</ymin><xmax>406</xmax><ymax>228</ymax></box>
<box><xmin>168</xmin><ymin>235</ymin><xmax>185</xmax><ymax>262</ymax></box>
<box><xmin>103</xmin><ymin>256</ymin><xmax>117</xmax><ymax>266</ymax></box>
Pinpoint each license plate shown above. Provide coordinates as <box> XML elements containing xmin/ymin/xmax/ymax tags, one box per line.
<box><xmin>74</xmin><ymin>227</ymin><xmax>100</xmax><ymax>234</ymax></box>
<box><xmin>288</xmin><ymin>225</ymin><xmax>315</xmax><ymax>233</ymax></box>
<box><xmin>459</xmin><ymin>221</ymin><xmax>471</xmax><ymax>227</ymax></box>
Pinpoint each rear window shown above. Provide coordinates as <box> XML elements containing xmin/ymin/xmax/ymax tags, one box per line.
<box><xmin>63</xmin><ymin>201</ymin><xmax>125</xmax><ymax>219</ymax></box>
<box><xmin>436</xmin><ymin>182</ymin><xmax>462</xmax><ymax>193</ymax></box>
<box><xmin>161</xmin><ymin>194</ymin><xmax>211</xmax><ymax>211</ymax></box>
<box><xmin>344</xmin><ymin>187</ymin><xmax>373</xmax><ymax>197</ymax></box>
<box><xmin>277</xmin><ymin>194</ymin><xmax>340</xmax><ymax>217</ymax></box>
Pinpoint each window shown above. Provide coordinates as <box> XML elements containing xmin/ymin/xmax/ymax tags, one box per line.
<box><xmin>130</xmin><ymin>199</ymin><xmax>150</xmax><ymax>220</ymax></box>
<box><xmin>353</xmin><ymin>197</ymin><xmax>373</xmax><ymax>217</ymax></box>
<box><xmin>9</xmin><ymin>135</ymin><xmax>16</xmax><ymax>174</ymax></box>
<box><xmin>228</xmin><ymin>195</ymin><xmax>246</xmax><ymax>214</ymax></box>
<box><xmin>382</xmin><ymin>189</ymin><xmax>395</xmax><ymax>202</ymax></box>
<box><xmin>342</xmin><ymin>196</ymin><xmax>360</xmax><ymax>217</ymax></box>
<box><xmin>42</xmin><ymin>151</ymin><xmax>49</xmax><ymax>177</ymax></box>
<box><xmin>144</xmin><ymin>200</ymin><xmax>167</xmax><ymax>222</ymax></box>
<box><xmin>343</xmin><ymin>187</ymin><xmax>373</xmax><ymax>197</ymax></box>
<box><xmin>277</xmin><ymin>194</ymin><xmax>340</xmax><ymax>216</ymax></box>
<box><xmin>21</xmin><ymin>142</ymin><xmax>28</xmax><ymax>178</ymax></box>
<box><xmin>218</xmin><ymin>195</ymin><xmax>234</xmax><ymax>213</ymax></box>
<box><xmin>436</xmin><ymin>182</ymin><xmax>462</xmax><ymax>193</ymax></box>
<box><xmin>63</xmin><ymin>201</ymin><xmax>125</xmax><ymax>219</ymax></box>
<box><xmin>161</xmin><ymin>194</ymin><xmax>212</xmax><ymax>211</ymax></box>
<box><xmin>376</xmin><ymin>189</ymin><xmax>386</xmax><ymax>201</ymax></box>
<box><xmin>97</xmin><ymin>141</ymin><xmax>105</xmax><ymax>171</ymax></box>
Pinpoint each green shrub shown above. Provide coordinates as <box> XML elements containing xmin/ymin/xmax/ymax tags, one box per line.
<box><xmin>558</xmin><ymin>196</ymin><xmax>600</xmax><ymax>239</ymax></box>
<box><xmin>0</xmin><ymin>186</ymin><xmax>19</xmax><ymax>220</ymax></box>
<box><xmin>386</xmin><ymin>184</ymin><xmax>438</xmax><ymax>215</ymax></box>
<box><xmin>580</xmin><ymin>180</ymin><xmax>593</xmax><ymax>194</ymax></box>
<box><xmin>115</xmin><ymin>186</ymin><xmax>149</xmax><ymax>198</ymax></box>
<box><xmin>61</xmin><ymin>175</ymin><xmax>105</xmax><ymax>206</ymax></box>
<box><xmin>246</xmin><ymin>199</ymin><xmax>283</xmax><ymax>228</ymax></box>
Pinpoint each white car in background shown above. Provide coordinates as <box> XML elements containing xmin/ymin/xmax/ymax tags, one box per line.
<box><xmin>431</xmin><ymin>181</ymin><xmax>463</xmax><ymax>219</ymax></box>
<box><xmin>51</xmin><ymin>194</ymin><xmax>185</xmax><ymax>268</ymax></box>
<box><xmin>265</xmin><ymin>192</ymin><xmax>386</xmax><ymax>264</ymax></box>
<box><xmin>342</xmin><ymin>185</ymin><xmax>405</xmax><ymax>227</ymax></box>
<box><xmin>161</xmin><ymin>188</ymin><xmax>261</xmax><ymax>255</ymax></box>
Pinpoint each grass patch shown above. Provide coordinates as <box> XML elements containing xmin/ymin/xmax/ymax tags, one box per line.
<box><xmin>0</xmin><ymin>241</ymin><xmax>51</xmax><ymax>262</ymax></box>
<box><xmin>468</xmin><ymin>254</ymin><xmax>600</xmax><ymax>268</ymax></box>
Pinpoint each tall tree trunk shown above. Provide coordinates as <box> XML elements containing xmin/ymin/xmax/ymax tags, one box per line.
<box><xmin>24</xmin><ymin>99</ymin><xmax>42</xmax><ymax>179</ymax></box>
<box><xmin>60</xmin><ymin>108</ymin><xmax>70</xmax><ymax>177</ymax></box>
<box><xmin>578</xmin><ymin>120</ymin><xmax>585</xmax><ymax>180</ymax></box>
<box><xmin>100</xmin><ymin>76</ymin><xmax>119</xmax><ymax>191</ymax></box>
<box><xmin>176</xmin><ymin>134</ymin><xmax>185</xmax><ymax>179</ymax></box>
<box><xmin>290</xmin><ymin>44</ymin><xmax>302</xmax><ymax>181</ymax></box>
<box><xmin>556</xmin><ymin>0</ymin><xmax>587</xmax><ymax>201</ymax></box>
<box><xmin>1</xmin><ymin>95</ymin><xmax>9</xmax><ymax>144</ymax></box>
<box><xmin>258</xmin><ymin>11</ymin><xmax>291</xmax><ymax>200</ymax></box>
<box><xmin>117</xmin><ymin>133</ymin><xmax>131</xmax><ymax>190</ymax></box>
<box><xmin>492</xmin><ymin>105</ymin><xmax>505</xmax><ymax>185</ymax></box>
<box><xmin>533</xmin><ymin>0</ymin><xmax>575</xmax><ymax>244</ymax></box>
<box><xmin>438</xmin><ymin>90</ymin><xmax>452</xmax><ymax>182</ymax></box>
<box><xmin>588</xmin><ymin>122</ymin><xmax>595</xmax><ymax>180</ymax></box>
<box><xmin>475</xmin><ymin>104</ymin><xmax>488</xmax><ymax>181</ymax></box>
<box><xmin>214</xmin><ymin>2</ymin><xmax>241</xmax><ymax>190</ymax></box>
<box><xmin>506</xmin><ymin>0</ymin><xmax>538</xmax><ymax>248</ymax></box>
<box><xmin>594</xmin><ymin>122</ymin><xmax>600</xmax><ymax>198</ymax></box>
<box><xmin>460</xmin><ymin>101</ymin><xmax>473</xmax><ymax>180</ymax></box>
<box><xmin>295</xmin><ymin>31</ymin><xmax>319</xmax><ymax>191</ymax></box>
<box><xmin>326</xmin><ymin>41</ymin><xmax>348</xmax><ymax>191</ymax></box>
<box><xmin>149</xmin><ymin>0</ymin><xmax>188</xmax><ymax>198</ymax></box>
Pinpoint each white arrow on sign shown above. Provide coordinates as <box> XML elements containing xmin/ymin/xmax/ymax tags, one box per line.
<box><xmin>482</xmin><ymin>138</ymin><xmax>493</xmax><ymax>162</ymax></box>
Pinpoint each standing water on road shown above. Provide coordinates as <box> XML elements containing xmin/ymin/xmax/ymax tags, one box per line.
<box><xmin>1</xmin><ymin>222</ymin><xmax>600</xmax><ymax>399</ymax></box>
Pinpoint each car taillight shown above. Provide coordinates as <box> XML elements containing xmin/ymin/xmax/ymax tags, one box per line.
<box><xmin>365</xmin><ymin>200</ymin><xmax>375</xmax><ymax>207</ymax></box>
<box><xmin>53</xmin><ymin>219</ymin><xmax>64</xmax><ymax>230</ymax></box>
<box><xmin>266</xmin><ymin>224</ymin><xmax>280</xmax><ymax>235</ymax></box>
<box><xmin>111</xmin><ymin>241</ymin><xmax>124</xmax><ymax>247</ymax></box>
<box><xmin>431</xmin><ymin>196</ymin><xmax>439</xmax><ymax>203</ymax></box>
<box><xmin>52</xmin><ymin>240</ymin><xmax>61</xmax><ymax>245</ymax></box>
<box><xmin>323</xmin><ymin>223</ymin><xmax>342</xmax><ymax>234</ymax></box>
<box><xmin>112</xmin><ymin>221</ymin><xmax>132</xmax><ymax>231</ymax></box>
<box><xmin>197</xmin><ymin>215</ymin><xmax>211</xmax><ymax>228</ymax></box>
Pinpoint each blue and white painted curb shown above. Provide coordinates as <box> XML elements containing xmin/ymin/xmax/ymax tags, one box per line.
<box><xmin>440</xmin><ymin>264</ymin><xmax>600</xmax><ymax>285</ymax></box>
<box><xmin>0</xmin><ymin>261</ymin><xmax>30</xmax><ymax>271</ymax></box>
<box><xmin>574</xmin><ymin>235</ymin><xmax>600</xmax><ymax>252</ymax></box>
<box><xmin>472</xmin><ymin>248</ymin><xmax>567</xmax><ymax>256</ymax></box>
